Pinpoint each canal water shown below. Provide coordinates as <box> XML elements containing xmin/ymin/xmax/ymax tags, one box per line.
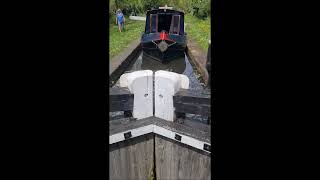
<box><xmin>110</xmin><ymin>52</ymin><xmax>208</xmax><ymax>123</ymax></box>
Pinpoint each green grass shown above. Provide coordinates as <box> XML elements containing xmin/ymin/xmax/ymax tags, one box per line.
<box><xmin>109</xmin><ymin>16</ymin><xmax>145</xmax><ymax>60</ymax></box>
<box><xmin>185</xmin><ymin>15</ymin><xmax>211</xmax><ymax>52</ymax></box>
<box><xmin>109</xmin><ymin>15</ymin><xmax>210</xmax><ymax>59</ymax></box>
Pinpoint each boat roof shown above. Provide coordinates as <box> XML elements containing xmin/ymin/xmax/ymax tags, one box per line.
<box><xmin>146</xmin><ymin>9</ymin><xmax>184</xmax><ymax>16</ymax></box>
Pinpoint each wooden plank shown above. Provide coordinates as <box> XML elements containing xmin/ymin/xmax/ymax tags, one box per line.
<box><xmin>155</xmin><ymin>135</ymin><xmax>211</xmax><ymax>180</ymax></box>
<box><xmin>173</xmin><ymin>88</ymin><xmax>210</xmax><ymax>105</ymax></box>
<box><xmin>109</xmin><ymin>116</ymin><xmax>211</xmax><ymax>145</ymax></box>
<box><xmin>109</xmin><ymin>87</ymin><xmax>134</xmax><ymax>112</ymax></box>
<box><xmin>173</xmin><ymin>89</ymin><xmax>211</xmax><ymax>117</ymax></box>
<box><xmin>109</xmin><ymin>133</ymin><xmax>154</xmax><ymax>180</ymax></box>
<box><xmin>110</xmin><ymin>87</ymin><xmax>131</xmax><ymax>95</ymax></box>
<box><xmin>110</xmin><ymin>99</ymin><xmax>133</xmax><ymax>112</ymax></box>
<box><xmin>174</xmin><ymin>102</ymin><xmax>210</xmax><ymax>116</ymax></box>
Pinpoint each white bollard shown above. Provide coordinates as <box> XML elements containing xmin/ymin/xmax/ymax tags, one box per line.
<box><xmin>119</xmin><ymin>70</ymin><xmax>153</xmax><ymax>119</ymax></box>
<box><xmin>154</xmin><ymin>70</ymin><xmax>189</xmax><ymax>121</ymax></box>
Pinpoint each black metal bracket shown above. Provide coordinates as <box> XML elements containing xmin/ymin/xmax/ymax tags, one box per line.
<box><xmin>124</xmin><ymin>110</ymin><xmax>133</xmax><ymax>117</ymax></box>
<box><xmin>203</xmin><ymin>144</ymin><xmax>211</xmax><ymax>152</ymax></box>
<box><xmin>124</xmin><ymin>132</ymin><xmax>132</xmax><ymax>140</ymax></box>
<box><xmin>175</xmin><ymin>134</ymin><xmax>182</xmax><ymax>141</ymax></box>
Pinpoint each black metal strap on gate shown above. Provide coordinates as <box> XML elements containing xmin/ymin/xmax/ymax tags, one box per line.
<box><xmin>203</xmin><ymin>143</ymin><xmax>211</xmax><ymax>152</ymax></box>
<box><xmin>124</xmin><ymin>132</ymin><xmax>132</xmax><ymax>140</ymax></box>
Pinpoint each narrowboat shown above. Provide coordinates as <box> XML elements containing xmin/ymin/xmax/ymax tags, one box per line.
<box><xmin>141</xmin><ymin>6</ymin><xmax>187</xmax><ymax>62</ymax></box>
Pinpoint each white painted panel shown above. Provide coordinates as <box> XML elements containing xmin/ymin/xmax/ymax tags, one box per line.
<box><xmin>110</xmin><ymin>124</ymin><xmax>211</xmax><ymax>153</ymax></box>
<box><xmin>109</xmin><ymin>125</ymin><xmax>154</xmax><ymax>144</ymax></box>
<box><xmin>153</xmin><ymin>125</ymin><xmax>210</xmax><ymax>153</ymax></box>
<box><xmin>154</xmin><ymin>71</ymin><xmax>189</xmax><ymax>121</ymax></box>
<box><xmin>153</xmin><ymin>126</ymin><xmax>175</xmax><ymax>140</ymax></box>
<box><xmin>109</xmin><ymin>133</ymin><xmax>125</xmax><ymax>144</ymax></box>
<box><xmin>119</xmin><ymin>70</ymin><xmax>153</xmax><ymax>119</ymax></box>
<box><xmin>130</xmin><ymin>125</ymin><xmax>154</xmax><ymax>138</ymax></box>
<box><xmin>180</xmin><ymin>134</ymin><xmax>207</xmax><ymax>151</ymax></box>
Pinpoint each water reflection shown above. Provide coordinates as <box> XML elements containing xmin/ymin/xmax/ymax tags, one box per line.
<box><xmin>130</xmin><ymin>52</ymin><xmax>186</xmax><ymax>74</ymax></box>
<box><xmin>142</xmin><ymin>53</ymin><xmax>186</xmax><ymax>74</ymax></box>
<box><xmin>117</xmin><ymin>52</ymin><xmax>204</xmax><ymax>90</ymax></box>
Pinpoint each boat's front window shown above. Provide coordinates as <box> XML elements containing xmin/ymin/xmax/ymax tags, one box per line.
<box><xmin>158</xmin><ymin>14</ymin><xmax>172</xmax><ymax>33</ymax></box>
<box><xmin>170</xmin><ymin>15</ymin><xmax>180</xmax><ymax>34</ymax></box>
<box><xmin>150</xmin><ymin>14</ymin><xmax>157</xmax><ymax>33</ymax></box>
<box><xmin>149</xmin><ymin>13</ymin><xmax>182</xmax><ymax>34</ymax></box>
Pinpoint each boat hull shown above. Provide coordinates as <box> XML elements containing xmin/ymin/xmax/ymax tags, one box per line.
<box><xmin>141</xmin><ymin>33</ymin><xmax>187</xmax><ymax>62</ymax></box>
<box><xmin>142</xmin><ymin>44</ymin><xmax>185</xmax><ymax>62</ymax></box>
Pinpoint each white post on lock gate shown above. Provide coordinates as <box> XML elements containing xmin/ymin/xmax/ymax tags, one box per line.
<box><xmin>154</xmin><ymin>70</ymin><xmax>189</xmax><ymax>121</ymax></box>
<box><xmin>119</xmin><ymin>70</ymin><xmax>153</xmax><ymax>119</ymax></box>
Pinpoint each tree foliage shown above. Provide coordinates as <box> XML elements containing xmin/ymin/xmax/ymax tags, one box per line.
<box><xmin>109</xmin><ymin>0</ymin><xmax>116</xmax><ymax>16</ymax></box>
<box><xmin>187</xmin><ymin>0</ymin><xmax>211</xmax><ymax>19</ymax></box>
<box><xmin>109</xmin><ymin>0</ymin><xmax>210</xmax><ymax>18</ymax></box>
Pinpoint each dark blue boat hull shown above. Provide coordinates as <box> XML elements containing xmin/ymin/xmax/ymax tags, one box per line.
<box><xmin>141</xmin><ymin>33</ymin><xmax>187</xmax><ymax>62</ymax></box>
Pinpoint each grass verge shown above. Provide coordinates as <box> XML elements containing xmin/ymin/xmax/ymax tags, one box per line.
<box><xmin>109</xmin><ymin>15</ymin><xmax>210</xmax><ymax>58</ymax></box>
<box><xmin>185</xmin><ymin>15</ymin><xmax>211</xmax><ymax>52</ymax></box>
<box><xmin>109</xmin><ymin>16</ymin><xmax>145</xmax><ymax>60</ymax></box>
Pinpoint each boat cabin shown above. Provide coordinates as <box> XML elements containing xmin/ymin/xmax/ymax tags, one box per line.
<box><xmin>145</xmin><ymin>8</ymin><xmax>185</xmax><ymax>35</ymax></box>
<box><xmin>141</xmin><ymin>6</ymin><xmax>187</xmax><ymax>62</ymax></box>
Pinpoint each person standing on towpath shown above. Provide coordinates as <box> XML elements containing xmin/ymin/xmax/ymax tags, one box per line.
<box><xmin>116</xmin><ymin>9</ymin><xmax>125</xmax><ymax>32</ymax></box>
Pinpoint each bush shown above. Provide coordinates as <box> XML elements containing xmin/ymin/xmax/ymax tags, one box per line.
<box><xmin>187</xmin><ymin>0</ymin><xmax>210</xmax><ymax>19</ymax></box>
<box><xmin>109</xmin><ymin>0</ymin><xmax>210</xmax><ymax>18</ymax></box>
<box><xmin>115</xmin><ymin>0</ymin><xmax>146</xmax><ymax>15</ymax></box>
<box><xmin>109</xmin><ymin>0</ymin><xmax>117</xmax><ymax>16</ymax></box>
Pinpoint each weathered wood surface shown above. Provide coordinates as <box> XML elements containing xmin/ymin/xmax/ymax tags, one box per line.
<box><xmin>174</xmin><ymin>88</ymin><xmax>210</xmax><ymax>104</ymax></box>
<box><xmin>109</xmin><ymin>117</ymin><xmax>154</xmax><ymax>136</ymax></box>
<box><xmin>109</xmin><ymin>117</ymin><xmax>211</xmax><ymax>179</ymax></box>
<box><xmin>174</xmin><ymin>103</ymin><xmax>210</xmax><ymax>116</ymax></box>
<box><xmin>109</xmin><ymin>87</ymin><xmax>134</xmax><ymax>112</ymax></box>
<box><xmin>109</xmin><ymin>116</ymin><xmax>211</xmax><ymax>144</ymax></box>
<box><xmin>155</xmin><ymin>134</ymin><xmax>211</xmax><ymax>180</ymax></box>
<box><xmin>109</xmin><ymin>133</ymin><xmax>154</xmax><ymax>180</ymax></box>
<box><xmin>173</xmin><ymin>89</ymin><xmax>211</xmax><ymax>117</ymax></box>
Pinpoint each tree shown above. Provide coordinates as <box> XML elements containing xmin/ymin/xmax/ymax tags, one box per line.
<box><xmin>109</xmin><ymin>0</ymin><xmax>117</xmax><ymax>16</ymax></box>
<box><xmin>187</xmin><ymin>0</ymin><xmax>210</xmax><ymax>18</ymax></box>
<box><xmin>109</xmin><ymin>0</ymin><xmax>210</xmax><ymax>18</ymax></box>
